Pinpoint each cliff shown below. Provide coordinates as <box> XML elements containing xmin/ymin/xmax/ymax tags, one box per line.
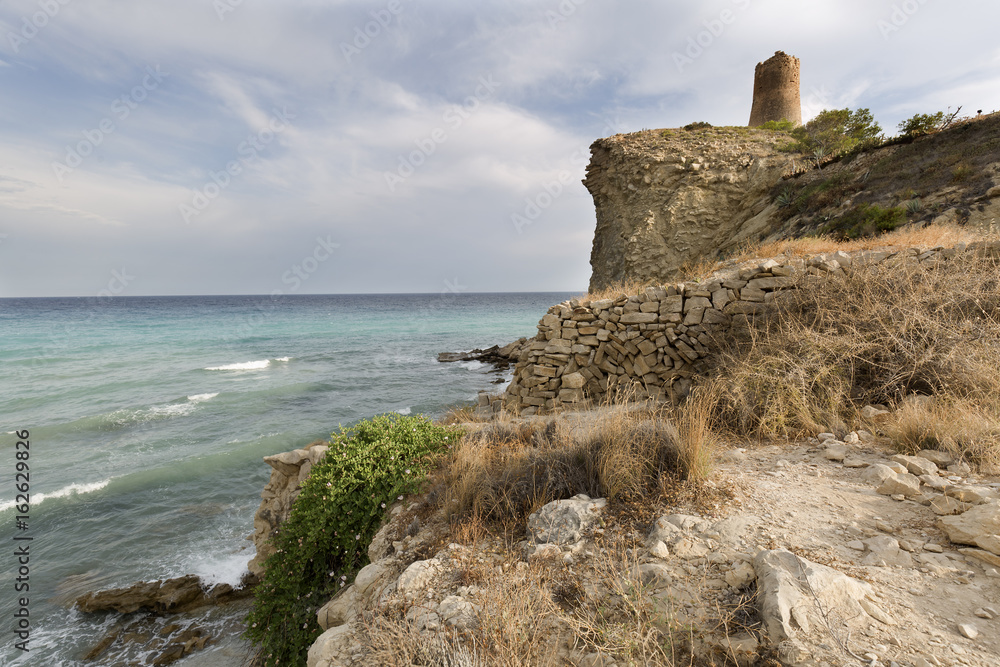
<box><xmin>586</xmin><ymin>114</ymin><xmax>1000</xmax><ymax>292</ymax></box>
<box><xmin>584</xmin><ymin>126</ymin><xmax>799</xmax><ymax>292</ymax></box>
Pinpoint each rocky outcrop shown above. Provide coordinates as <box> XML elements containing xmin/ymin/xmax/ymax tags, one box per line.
<box><xmin>585</xmin><ymin>126</ymin><xmax>799</xmax><ymax>292</ymax></box>
<box><xmin>74</xmin><ymin>574</ymin><xmax>250</xmax><ymax>615</ymax></box>
<box><xmin>437</xmin><ymin>337</ymin><xmax>528</xmax><ymax>371</ymax></box>
<box><xmin>248</xmin><ymin>440</ymin><xmax>329</xmax><ymax>577</ymax></box>
<box><xmin>585</xmin><ymin>114</ymin><xmax>1000</xmax><ymax>294</ymax></box>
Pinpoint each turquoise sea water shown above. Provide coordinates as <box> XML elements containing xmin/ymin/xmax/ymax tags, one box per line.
<box><xmin>0</xmin><ymin>292</ymin><xmax>567</xmax><ymax>666</ymax></box>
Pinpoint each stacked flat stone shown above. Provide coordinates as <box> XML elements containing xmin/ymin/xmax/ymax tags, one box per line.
<box><xmin>502</xmin><ymin>241</ymin><xmax>1000</xmax><ymax>416</ymax></box>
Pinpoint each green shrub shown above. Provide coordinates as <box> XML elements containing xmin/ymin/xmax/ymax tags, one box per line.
<box><xmin>683</xmin><ymin>121</ymin><xmax>712</xmax><ymax>131</ymax></box>
<box><xmin>759</xmin><ymin>119</ymin><xmax>796</xmax><ymax>132</ymax></box>
<box><xmin>780</xmin><ymin>108</ymin><xmax>883</xmax><ymax>156</ymax></box>
<box><xmin>244</xmin><ymin>414</ymin><xmax>459</xmax><ymax>666</ymax></box>
<box><xmin>898</xmin><ymin>111</ymin><xmax>945</xmax><ymax>138</ymax></box>
<box><xmin>818</xmin><ymin>203</ymin><xmax>906</xmax><ymax>239</ymax></box>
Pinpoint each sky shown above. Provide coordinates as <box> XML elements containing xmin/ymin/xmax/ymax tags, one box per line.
<box><xmin>1</xmin><ymin>0</ymin><xmax>999</xmax><ymax>297</ymax></box>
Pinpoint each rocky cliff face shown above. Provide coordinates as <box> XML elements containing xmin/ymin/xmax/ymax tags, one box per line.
<box><xmin>248</xmin><ymin>440</ymin><xmax>329</xmax><ymax>577</ymax></box>
<box><xmin>585</xmin><ymin>126</ymin><xmax>798</xmax><ymax>292</ymax></box>
<box><xmin>585</xmin><ymin>114</ymin><xmax>1000</xmax><ymax>293</ymax></box>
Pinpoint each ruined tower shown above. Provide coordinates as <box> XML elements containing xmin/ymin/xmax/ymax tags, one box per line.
<box><xmin>748</xmin><ymin>51</ymin><xmax>801</xmax><ymax>127</ymax></box>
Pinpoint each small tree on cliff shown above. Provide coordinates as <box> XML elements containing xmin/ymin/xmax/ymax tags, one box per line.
<box><xmin>782</xmin><ymin>108</ymin><xmax>883</xmax><ymax>156</ymax></box>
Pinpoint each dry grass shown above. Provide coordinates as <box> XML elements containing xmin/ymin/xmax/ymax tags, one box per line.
<box><xmin>886</xmin><ymin>398</ymin><xmax>1000</xmax><ymax>472</ymax></box>
<box><xmin>441</xmin><ymin>400</ymin><xmax>717</xmax><ymax>531</ymax></box>
<box><xmin>705</xmin><ymin>249</ymin><xmax>1000</xmax><ymax>466</ymax></box>
<box><xmin>361</xmin><ymin>556</ymin><xmax>563</xmax><ymax>666</ymax></box>
<box><xmin>584</xmin><ymin>278</ymin><xmax>659</xmax><ymax>302</ymax></box>
<box><xmin>711</xmin><ymin>223</ymin><xmax>990</xmax><ymax>280</ymax></box>
<box><xmin>359</xmin><ymin>537</ymin><xmax>715</xmax><ymax>666</ymax></box>
<box><xmin>437</xmin><ymin>405</ymin><xmax>489</xmax><ymax>426</ymax></box>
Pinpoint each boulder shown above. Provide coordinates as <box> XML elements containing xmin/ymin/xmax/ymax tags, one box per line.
<box><xmin>527</xmin><ymin>495</ymin><xmax>607</xmax><ymax>546</ymax></box>
<box><xmin>316</xmin><ymin>585</ymin><xmax>360</xmax><ymax>630</ymax></box>
<box><xmin>396</xmin><ymin>559</ymin><xmax>443</xmax><ymax>600</ymax></box>
<box><xmin>754</xmin><ymin>549</ymin><xmax>873</xmax><ymax>643</ymax></box>
<box><xmin>876</xmin><ymin>472</ymin><xmax>922</xmax><ymax>497</ymax></box>
<box><xmin>890</xmin><ymin>454</ymin><xmax>938</xmax><ymax>477</ymax></box>
<box><xmin>945</xmin><ymin>485</ymin><xmax>997</xmax><ymax>505</ymax></box>
<box><xmin>862</xmin><ymin>464</ymin><xmax>896</xmax><ymax>486</ymax></box>
<box><xmin>307</xmin><ymin>624</ymin><xmax>354</xmax><ymax>667</ymax></box>
<box><xmin>938</xmin><ymin>501</ymin><xmax>1000</xmax><ymax>546</ymax></box>
<box><xmin>917</xmin><ymin>449</ymin><xmax>955</xmax><ymax>467</ymax></box>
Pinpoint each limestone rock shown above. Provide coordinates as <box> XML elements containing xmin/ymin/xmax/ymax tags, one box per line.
<box><xmin>725</xmin><ymin>561</ymin><xmax>757</xmax><ymax>589</ymax></box>
<box><xmin>973</xmin><ymin>534</ymin><xmax>1000</xmax><ymax>556</ymax></box>
<box><xmin>890</xmin><ymin>454</ymin><xmax>938</xmax><ymax>477</ymax></box>
<box><xmin>957</xmin><ymin>623</ymin><xmax>979</xmax><ymax>640</ymax></box>
<box><xmin>861</xmin><ymin>405</ymin><xmax>890</xmax><ymax>421</ymax></box>
<box><xmin>754</xmin><ymin>548</ymin><xmax>872</xmax><ymax>644</ymax></box>
<box><xmin>861</xmin><ymin>535</ymin><xmax>914</xmax><ymax>567</ymax></box>
<box><xmin>876</xmin><ymin>472</ymin><xmax>921</xmax><ymax>497</ymax></box>
<box><xmin>862</xmin><ymin>464</ymin><xmax>897</xmax><ymax>486</ymax></box>
<box><xmin>353</xmin><ymin>561</ymin><xmax>391</xmax><ymax>597</ymax></box>
<box><xmin>823</xmin><ymin>444</ymin><xmax>848</xmax><ymax>462</ymax></box>
<box><xmin>585</xmin><ymin>128</ymin><xmax>800</xmax><ymax>292</ymax></box>
<box><xmin>528</xmin><ymin>495</ymin><xmax>607</xmax><ymax>545</ymax></box>
<box><xmin>308</xmin><ymin>624</ymin><xmax>354</xmax><ymax>667</ymax></box>
<box><xmin>945</xmin><ymin>485</ymin><xmax>997</xmax><ymax>505</ymax></box>
<box><xmin>917</xmin><ymin>449</ymin><xmax>955</xmax><ymax>467</ymax></box>
<box><xmin>437</xmin><ymin>595</ymin><xmax>479</xmax><ymax>629</ymax></box>
<box><xmin>397</xmin><ymin>559</ymin><xmax>443</xmax><ymax>599</ymax></box>
<box><xmin>938</xmin><ymin>501</ymin><xmax>1000</xmax><ymax>545</ymax></box>
<box><xmin>931</xmin><ymin>495</ymin><xmax>972</xmax><ymax>516</ymax></box>
<box><xmin>316</xmin><ymin>585</ymin><xmax>360</xmax><ymax>630</ymax></box>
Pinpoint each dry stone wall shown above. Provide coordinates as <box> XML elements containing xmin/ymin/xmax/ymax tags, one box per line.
<box><xmin>503</xmin><ymin>242</ymin><xmax>1000</xmax><ymax>415</ymax></box>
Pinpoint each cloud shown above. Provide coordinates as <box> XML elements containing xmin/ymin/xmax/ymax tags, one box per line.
<box><xmin>1</xmin><ymin>0</ymin><xmax>999</xmax><ymax>296</ymax></box>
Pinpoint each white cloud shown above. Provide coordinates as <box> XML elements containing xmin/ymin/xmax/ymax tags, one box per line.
<box><xmin>1</xmin><ymin>0</ymin><xmax>999</xmax><ymax>295</ymax></box>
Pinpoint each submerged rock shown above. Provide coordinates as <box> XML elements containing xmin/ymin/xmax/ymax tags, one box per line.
<box><xmin>74</xmin><ymin>573</ymin><xmax>253</xmax><ymax>615</ymax></box>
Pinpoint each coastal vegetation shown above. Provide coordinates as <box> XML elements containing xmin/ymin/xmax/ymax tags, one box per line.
<box><xmin>245</xmin><ymin>414</ymin><xmax>459</xmax><ymax>666</ymax></box>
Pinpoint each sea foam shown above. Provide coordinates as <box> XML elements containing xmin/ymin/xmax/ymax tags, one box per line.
<box><xmin>205</xmin><ymin>360</ymin><xmax>270</xmax><ymax>371</ymax></box>
<box><xmin>0</xmin><ymin>479</ymin><xmax>111</xmax><ymax>513</ymax></box>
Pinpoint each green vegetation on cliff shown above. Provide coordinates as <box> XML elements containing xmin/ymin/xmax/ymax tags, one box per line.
<box><xmin>245</xmin><ymin>414</ymin><xmax>459</xmax><ymax>667</ymax></box>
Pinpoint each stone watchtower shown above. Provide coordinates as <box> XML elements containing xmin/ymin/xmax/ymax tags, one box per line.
<box><xmin>748</xmin><ymin>51</ymin><xmax>802</xmax><ymax>127</ymax></box>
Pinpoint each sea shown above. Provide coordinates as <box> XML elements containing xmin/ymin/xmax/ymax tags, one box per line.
<box><xmin>0</xmin><ymin>292</ymin><xmax>570</xmax><ymax>666</ymax></box>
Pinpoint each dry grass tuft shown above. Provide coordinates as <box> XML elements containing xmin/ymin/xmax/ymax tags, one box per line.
<box><xmin>584</xmin><ymin>278</ymin><xmax>659</xmax><ymax>302</ymax></box>
<box><xmin>886</xmin><ymin>398</ymin><xmax>1000</xmax><ymax>472</ymax></box>
<box><xmin>706</xmin><ymin>250</ymin><xmax>1000</xmax><ymax>464</ymax></box>
<box><xmin>442</xmin><ymin>402</ymin><xmax>715</xmax><ymax>530</ymax></box>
